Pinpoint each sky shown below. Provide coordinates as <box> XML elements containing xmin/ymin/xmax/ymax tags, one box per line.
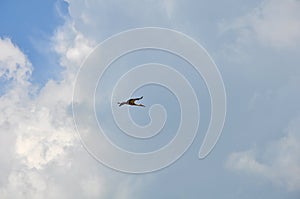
<box><xmin>0</xmin><ymin>0</ymin><xmax>300</xmax><ymax>198</ymax></box>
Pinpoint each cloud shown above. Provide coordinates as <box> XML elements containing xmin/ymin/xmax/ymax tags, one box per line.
<box><xmin>226</xmin><ymin>116</ymin><xmax>300</xmax><ymax>191</ymax></box>
<box><xmin>0</xmin><ymin>15</ymin><xmax>145</xmax><ymax>197</ymax></box>
<box><xmin>0</xmin><ymin>38</ymin><xmax>32</xmax><ymax>82</ymax></box>
<box><xmin>52</xmin><ymin>21</ymin><xmax>94</xmax><ymax>71</ymax></box>
<box><xmin>0</xmin><ymin>37</ymin><xmax>34</xmax><ymax>186</ymax></box>
<box><xmin>0</xmin><ymin>36</ymin><xmax>77</xmax><ymax>198</ymax></box>
<box><xmin>220</xmin><ymin>0</ymin><xmax>300</xmax><ymax>49</ymax></box>
<box><xmin>64</xmin><ymin>0</ymin><xmax>176</xmax><ymax>42</ymax></box>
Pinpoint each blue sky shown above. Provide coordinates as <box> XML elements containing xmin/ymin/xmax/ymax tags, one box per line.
<box><xmin>0</xmin><ymin>0</ymin><xmax>68</xmax><ymax>85</ymax></box>
<box><xmin>0</xmin><ymin>0</ymin><xmax>300</xmax><ymax>198</ymax></box>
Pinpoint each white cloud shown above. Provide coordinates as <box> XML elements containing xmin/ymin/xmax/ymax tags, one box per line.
<box><xmin>80</xmin><ymin>176</ymin><xmax>105</xmax><ymax>198</ymax></box>
<box><xmin>0</xmin><ymin>38</ymin><xmax>34</xmax><ymax>187</ymax></box>
<box><xmin>226</xmin><ymin>116</ymin><xmax>300</xmax><ymax>191</ymax></box>
<box><xmin>0</xmin><ymin>38</ymin><xmax>32</xmax><ymax>85</ymax></box>
<box><xmin>64</xmin><ymin>0</ymin><xmax>176</xmax><ymax>42</ymax></box>
<box><xmin>226</xmin><ymin>150</ymin><xmax>268</xmax><ymax>175</ymax></box>
<box><xmin>0</xmin><ymin>36</ymin><xmax>78</xmax><ymax>198</ymax></box>
<box><xmin>221</xmin><ymin>0</ymin><xmax>300</xmax><ymax>49</ymax></box>
<box><xmin>0</xmin><ymin>170</ymin><xmax>48</xmax><ymax>199</ymax></box>
<box><xmin>52</xmin><ymin>21</ymin><xmax>94</xmax><ymax>70</ymax></box>
<box><xmin>0</xmin><ymin>5</ymin><xmax>150</xmax><ymax>195</ymax></box>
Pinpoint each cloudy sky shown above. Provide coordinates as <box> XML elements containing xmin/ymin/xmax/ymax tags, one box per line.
<box><xmin>0</xmin><ymin>0</ymin><xmax>300</xmax><ymax>198</ymax></box>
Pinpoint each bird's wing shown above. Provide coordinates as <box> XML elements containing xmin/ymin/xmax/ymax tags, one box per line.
<box><xmin>131</xmin><ymin>96</ymin><xmax>143</xmax><ymax>101</ymax></box>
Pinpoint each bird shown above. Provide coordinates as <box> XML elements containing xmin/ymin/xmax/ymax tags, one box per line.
<box><xmin>118</xmin><ymin>96</ymin><xmax>145</xmax><ymax>107</ymax></box>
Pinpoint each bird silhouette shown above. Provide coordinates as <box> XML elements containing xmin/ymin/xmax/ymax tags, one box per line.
<box><xmin>118</xmin><ymin>96</ymin><xmax>145</xmax><ymax>107</ymax></box>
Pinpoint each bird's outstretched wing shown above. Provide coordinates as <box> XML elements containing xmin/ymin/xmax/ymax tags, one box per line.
<box><xmin>131</xmin><ymin>96</ymin><xmax>143</xmax><ymax>101</ymax></box>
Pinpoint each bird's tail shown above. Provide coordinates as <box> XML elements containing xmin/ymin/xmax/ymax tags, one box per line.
<box><xmin>118</xmin><ymin>102</ymin><xmax>124</xmax><ymax>107</ymax></box>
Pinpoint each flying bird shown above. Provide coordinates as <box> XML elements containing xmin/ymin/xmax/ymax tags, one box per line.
<box><xmin>118</xmin><ymin>96</ymin><xmax>145</xmax><ymax>107</ymax></box>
